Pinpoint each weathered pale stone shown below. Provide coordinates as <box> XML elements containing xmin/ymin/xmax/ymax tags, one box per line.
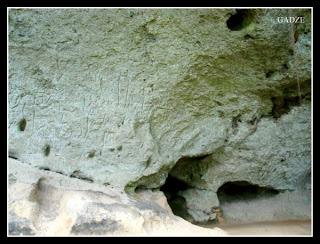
<box><xmin>219</xmin><ymin>190</ymin><xmax>311</xmax><ymax>224</ymax></box>
<box><xmin>178</xmin><ymin>189</ymin><xmax>219</xmax><ymax>223</ymax></box>
<box><xmin>8</xmin><ymin>158</ymin><xmax>226</xmax><ymax>236</ymax></box>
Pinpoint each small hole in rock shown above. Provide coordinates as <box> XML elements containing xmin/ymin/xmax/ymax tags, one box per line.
<box><xmin>289</xmin><ymin>49</ymin><xmax>294</xmax><ymax>56</ymax></box>
<box><xmin>265</xmin><ymin>70</ymin><xmax>275</xmax><ymax>78</ymax></box>
<box><xmin>282</xmin><ymin>63</ymin><xmax>289</xmax><ymax>71</ymax></box>
<box><xmin>43</xmin><ymin>144</ymin><xmax>50</xmax><ymax>157</ymax></box>
<box><xmin>18</xmin><ymin>118</ymin><xmax>27</xmax><ymax>131</ymax></box>
<box><xmin>87</xmin><ymin>150</ymin><xmax>95</xmax><ymax>158</ymax></box>
<box><xmin>226</xmin><ymin>9</ymin><xmax>254</xmax><ymax>31</ymax></box>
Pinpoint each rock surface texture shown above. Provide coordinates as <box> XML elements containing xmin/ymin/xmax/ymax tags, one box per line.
<box><xmin>9</xmin><ymin>158</ymin><xmax>226</xmax><ymax>236</ymax></box>
<box><xmin>9</xmin><ymin>8</ymin><xmax>311</xmax><ymax>234</ymax></box>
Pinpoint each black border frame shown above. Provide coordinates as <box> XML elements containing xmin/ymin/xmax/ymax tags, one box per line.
<box><xmin>2</xmin><ymin>0</ymin><xmax>318</xmax><ymax>239</ymax></box>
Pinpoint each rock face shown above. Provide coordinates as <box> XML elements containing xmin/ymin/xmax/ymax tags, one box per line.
<box><xmin>167</xmin><ymin>103</ymin><xmax>311</xmax><ymax>222</ymax></box>
<box><xmin>9</xmin><ymin>8</ymin><xmax>311</xmax><ymax>229</ymax></box>
<box><xmin>8</xmin><ymin>158</ymin><xmax>226</xmax><ymax>236</ymax></box>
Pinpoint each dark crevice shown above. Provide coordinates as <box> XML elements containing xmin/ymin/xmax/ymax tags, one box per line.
<box><xmin>38</xmin><ymin>166</ymin><xmax>50</xmax><ymax>171</ymax></box>
<box><xmin>282</xmin><ymin>63</ymin><xmax>289</xmax><ymax>72</ymax></box>
<box><xmin>294</xmin><ymin>31</ymin><xmax>299</xmax><ymax>43</ymax></box>
<box><xmin>38</xmin><ymin>166</ymin><xmax>64</xmax><ymax>175</ymax></box>
<box><xmin>9</xmin><ymin>150</ymin><xmax>19</xmax><ymax>160</ymax></box>
<box><xmin>9</xmin><ymin>155</ymin><xmax>18</xmax><ymax>160</ymax></box>
<box><xmin>43</xmin><ymin>144</ymin><xmax>50</xmax><ymax>157</ymax></box>
<box><xmin>160</xmin><ymin>174</ymin><xmax>192</xmax><ymax>221</ymax></box>
<box><xmin>18</xmin><ymin>118</ymin><xmax>27</xmax><ymax>131</ymax></box>
<box><xmin>38</xmin><ymin>166</ymin><xmax>64</xmax><ymax>176</ymax></box>
<box><xmin>231</xmin><ymin>115</ymin><xmax>242</xmax><ymax>134</ymax></box>
<box><xmin>70</xmin><ymin>170</ymin><xmax>93</xmax><ymax>183</ymax></box>
<box><xmin>271</xmin><ymin>95</ymin><xmax>302</xmax><ymax>119</ymax></box>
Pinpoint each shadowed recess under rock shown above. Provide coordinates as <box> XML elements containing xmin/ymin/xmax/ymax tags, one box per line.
<box><xmin>217</xmin><ymin>181</ymin><xmax>280</xmax><ymax>203</ymax></box>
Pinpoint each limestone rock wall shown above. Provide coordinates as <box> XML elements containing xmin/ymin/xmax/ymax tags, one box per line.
<box><xmin>9</xmin><ymin>8</ymin><xmax>311</xmax><ymax>226</ymax></box>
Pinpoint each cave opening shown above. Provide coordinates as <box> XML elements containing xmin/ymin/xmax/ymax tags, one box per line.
<box><xmin>159</xmin><ymin>154</ymin><xmax>211</xmax><ymax>222</ymax></box>
<box><xmin>217</xmin><ymin>181</ymin><xmax>280</xmax><ymax>203</ymax></box>
<box><xmin>160</xmin><ymin>174</ymin><xmax>192</xmax><ymax>221</ymax></box>
<box><xmin>158</xmin><ymin>161</ymin><xmax>284</xmax><ymax>226</ymax></box>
